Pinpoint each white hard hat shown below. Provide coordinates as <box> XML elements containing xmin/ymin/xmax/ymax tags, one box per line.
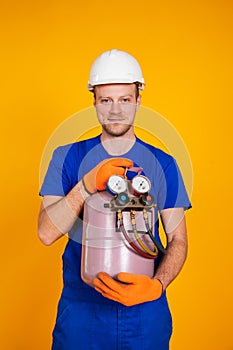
<box><xmin>88</xmin><ymin>49</ymin><xmax>145</xmax><ymax>91</ymax></box>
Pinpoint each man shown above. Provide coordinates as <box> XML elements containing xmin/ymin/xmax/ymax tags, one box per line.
<box><xmin>38</xmin><ymin>49</ymin><xmax>191</xmax><ymax>350</ymax></box>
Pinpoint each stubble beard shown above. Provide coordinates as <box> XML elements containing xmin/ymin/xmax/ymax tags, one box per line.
<box><xmin>102</xmin><ymin>123</ymin><xmax>132</xmax><ymax>137</ymax></box>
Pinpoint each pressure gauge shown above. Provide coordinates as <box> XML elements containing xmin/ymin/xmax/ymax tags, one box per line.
<box><xmin>131</xmin><ymin>175</ymin><xmax>151</xmax><ymax>194</ymax></box>
<box><xmin>107</xmin><ymin>175</ymin><xmax>128</xmax><ymax>194</ymax></box>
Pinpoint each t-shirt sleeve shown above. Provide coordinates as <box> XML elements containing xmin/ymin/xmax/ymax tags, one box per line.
<box><xmin>39</xmin><ymin>146</ymin><xmax>71</xmax><ymax>197</ymax></box>
<box><xmin>157</xmin><ymin>157</ymin><xmax>191</xmax><ymax>211</ymax></box>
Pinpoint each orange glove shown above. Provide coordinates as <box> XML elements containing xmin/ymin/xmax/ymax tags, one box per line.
<box><xmin>83</xmin><ymin>158</ymin><xmax>133</xmax><ymax>194</ymax></box>
<box><xmin>93</xmin><ymin>272</ymin><xmax>163</xmax><ymax>306</ymax></box>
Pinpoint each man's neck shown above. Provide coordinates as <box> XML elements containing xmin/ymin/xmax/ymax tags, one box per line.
<box><xmin>100</xmin><ymin>132</ymin><xmax>136</xmax><ymax>156</ymax></box>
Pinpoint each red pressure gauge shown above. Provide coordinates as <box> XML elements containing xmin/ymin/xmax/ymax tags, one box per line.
<box><xmin>131</xmin><ymin>175</ymin><xmax>151</xmax><ymax>194</ymax></box>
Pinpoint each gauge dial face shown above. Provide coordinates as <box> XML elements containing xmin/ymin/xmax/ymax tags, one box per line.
<box><xmin>107</xmin><ymin>175</ymin><xmax>128</xmax><ymax>194</ymax></box>
<box><xmin>132</xmin><ymin>175</ymin><xmax>151</xmax><ymax>194</ymax></box>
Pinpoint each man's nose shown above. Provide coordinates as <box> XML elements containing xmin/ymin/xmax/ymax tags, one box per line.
<box><xmin>110</xmin><ymin>102</ymin><xmax>121</xmax><ymax>114</ymax></box>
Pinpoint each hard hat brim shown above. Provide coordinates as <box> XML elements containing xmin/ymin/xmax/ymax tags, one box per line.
<box><xmin>88</xmin><ymin>79</ymin><xmax>145</xmax><ymax>91</ymax></box>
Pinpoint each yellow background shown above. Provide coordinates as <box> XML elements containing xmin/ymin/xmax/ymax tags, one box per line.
<box><xmin>1</xmin><ymin>0</ymin><xmax>232</xmax><ymax>349</ymax></box>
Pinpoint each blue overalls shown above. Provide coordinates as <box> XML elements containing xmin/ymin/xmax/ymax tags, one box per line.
<box><xmin>52</xmin><ymin>240</ymin><xmax>172</xmax><ymax>350</ymax></box>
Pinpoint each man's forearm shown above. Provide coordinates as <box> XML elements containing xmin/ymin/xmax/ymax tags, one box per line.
<box><xmin>38</xmin><ymin>180</ymin><xmax>89</xmax><ymax>245</ymax></box>
<box><xmin>154</xmin><ymin>233</ymin><xmax>188</xmax><ymax>290</ymax></box>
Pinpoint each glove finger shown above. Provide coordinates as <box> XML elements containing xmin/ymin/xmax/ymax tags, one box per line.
<box><xmin>111</xmin><ymin>166</ymin><xmax>127</xmax><ymax>176</ymax></box>
<box><xmin>96</xmin><ymin>167</ymin><xmax>125</xmax><ymax>191</ymax></box>
<box><xmin>107</xmin><ymin>158</ymin><xmax>133</xmax><ymax>168</ymax></box>
<box><xmin>96</xmin><ymin>272</ymin><xmax>123</xmax><ymax>294</ymax></box>
<box><xmin>93</xmin><ymin>278</ymin><xmax>113</xmax><ymax>295</ymax></box>
<box><xmin>94</xmin><ymin>286</ymin><xmax>123</xmax><ymax>303</ymax></box>
<box><xmin>117</xmin><ymin>272</ymin><xmax>146</xmax><ymax>284</ymax></box>
<box><xmin>96</xmin><ymin>170</ymin><xmax>112</xmax><ymax>190</ymax></box>
<box><xmin>117</xmin><ymin>272</ymin><xmax>136</xmax><ymax>284</ymax></box>
<box><xmin>93</xmin><ymin>279</ymin><xmax>123</xmax><ymax>299</ymax></box>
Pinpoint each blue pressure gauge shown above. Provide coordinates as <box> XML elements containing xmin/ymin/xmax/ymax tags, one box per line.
<box><xmin>107</xmin><ymin>175</ymin><xmax>128</xmax><ymax>195</ymax></box>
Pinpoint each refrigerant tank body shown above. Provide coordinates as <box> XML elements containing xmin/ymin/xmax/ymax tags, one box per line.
<box><xmin>81</xmin><ymin>191</ymin><xmax>155</xmax><ymax>285</ymax></box>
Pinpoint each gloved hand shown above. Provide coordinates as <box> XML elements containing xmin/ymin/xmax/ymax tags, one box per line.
<box><xmin>83</xmin><ymin>158</ymin><xmax>133</xmax><ymax>194</ymax></box>
<box><xmin>93</xmin><ymin>272</ymin><xmax>163</xmax><ymax>306</ymax></box>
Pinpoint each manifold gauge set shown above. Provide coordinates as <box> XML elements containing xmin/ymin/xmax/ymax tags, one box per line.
<box><xmin>81</xmin><ymin>173</ymin><xmax>166</xmax><ymax>285</ymax></box>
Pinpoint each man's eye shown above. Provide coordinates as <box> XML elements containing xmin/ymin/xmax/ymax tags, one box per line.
<box><xmin>121</xmin><ymin>98</ymin><xmax>131</xmax><ymax>103</ymax></box>
<box><xmin>100</xmin><ymin>98</ymin><xmax>111</xmax><ymax>104</ymax></box>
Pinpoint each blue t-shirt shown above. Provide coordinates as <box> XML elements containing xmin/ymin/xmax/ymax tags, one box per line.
<box><xmin>40</xmin><ymin>135</ymin><xmax>191</xmax><ymax>301</ymax></box>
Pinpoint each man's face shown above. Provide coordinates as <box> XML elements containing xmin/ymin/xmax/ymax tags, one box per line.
<box><xmin>94</xmin><ymin>84</ymin><xmax>141</xmax><ymax>137</ymax></box>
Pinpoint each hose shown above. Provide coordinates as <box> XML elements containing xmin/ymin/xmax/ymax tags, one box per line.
<box><xmin>117</xmin><ymin>210</ymin><xmax>155</xmax><ymax>259</ymax></box>
<box><xmin>143</xmin><ymin>209</ymin><xmax>166</xmax><ymax>254</ymax></box>
<box><xmin>130</xmin><ymin>211</ymin><xmax>158</xmax><ymax>257</ymax></box>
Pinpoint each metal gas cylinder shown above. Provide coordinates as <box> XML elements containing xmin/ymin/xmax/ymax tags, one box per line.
<box><xmin>81</xmin><ymin>191</ymin><xmax>155</xmax><ymax>285</ymax></box>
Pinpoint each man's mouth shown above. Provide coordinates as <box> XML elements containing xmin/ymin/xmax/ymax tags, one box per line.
<box><xmin>107</xmin><ymin>118</ymin><xmax>125</xmax><ymax>123</ymax></box>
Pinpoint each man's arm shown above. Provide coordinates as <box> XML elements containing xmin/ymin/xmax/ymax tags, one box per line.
<box><xmin>38</xmin><ymin>180</ymin><xmax>88</xmax><ymax>246</ymax></box>
<box><xmin>154</xmin><ymin>207</ymin><xmax>188</xmax><ymax>290</ymax></box>
<box><xmin>38</xmin><ymin>158</ymin><xmax>133</xmax><ymax>246</ymax></box>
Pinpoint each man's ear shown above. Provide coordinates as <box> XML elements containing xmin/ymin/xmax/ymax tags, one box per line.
<box><xmin>93</xmin><ymin>88</ymin><xmax>97</xmax><ymax>107</ymax></box>
<box><xmin>136</xmin><ymin>94</ymin><xmax>141</xmax><ymax>110</ymax></box>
